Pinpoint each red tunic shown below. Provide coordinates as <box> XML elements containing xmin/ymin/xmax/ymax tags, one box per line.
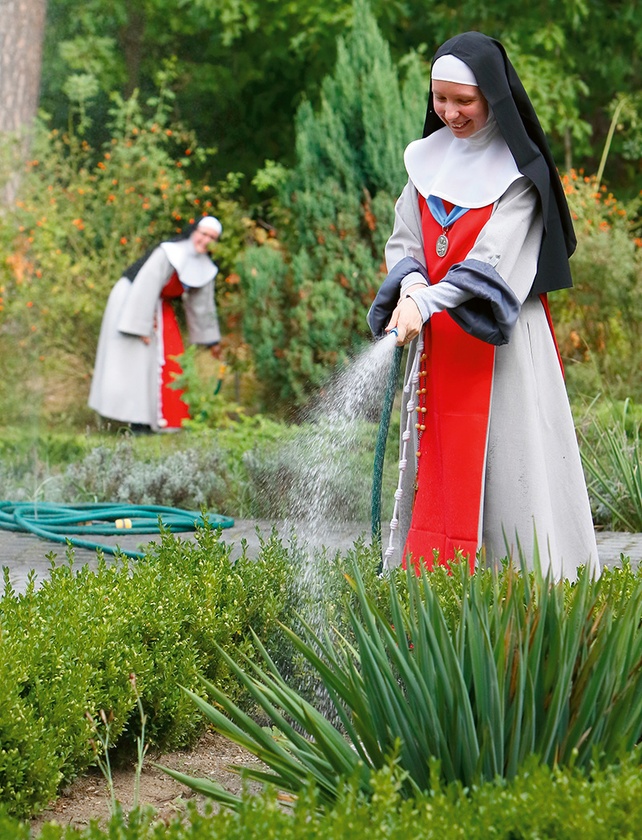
<box><xmin>159</xmin><ymin>273</ymin><xmax>190</xmax><ymax>429</ymax></box>
<box><xmin>403</xmin><ymin>198</ymin><xmax>494</xmax><ymax>573</ymax></box>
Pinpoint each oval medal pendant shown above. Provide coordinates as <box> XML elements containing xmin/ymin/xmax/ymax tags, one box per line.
<box><xmin>436</xmin><ymin>232</ymin><xmax>449</xmax><ymax>258</ymax></box>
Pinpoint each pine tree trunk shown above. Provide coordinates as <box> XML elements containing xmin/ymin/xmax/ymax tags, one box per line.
<box><xmin>0</xmin><ymin>0</ymin><xmax>48</xmax><ymax>202</ymax></box>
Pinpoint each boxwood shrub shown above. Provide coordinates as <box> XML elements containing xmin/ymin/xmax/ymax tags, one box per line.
<box><xmin>0</xmin><ymin>523</ymin><xmax>298</xmax><ymax>818</ymax></box>
<box><xmin>7</xmin><ymin>754</ymin><xmax>642</xmax><ymax>838</ymax></box>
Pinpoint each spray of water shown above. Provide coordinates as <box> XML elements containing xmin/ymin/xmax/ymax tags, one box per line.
<box><xmin>281</xmin><ymin>333</ymin><xmax>399</xmax><ymax>713</ymax></box>
<box><xmin>287</xmin><ymin>332</ymin><xmax>398</xmax><ymax>544</ymax></box>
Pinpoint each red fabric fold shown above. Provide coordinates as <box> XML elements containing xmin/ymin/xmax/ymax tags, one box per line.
<box><xmin>159</xmin><ymin>273</ymin><xmax>190</xmax><ymax>429</ymax></box>
<box><xmin>404</xmin><ymin>198</ymin><xmax>494</xmax><ymax>574</ymax></box>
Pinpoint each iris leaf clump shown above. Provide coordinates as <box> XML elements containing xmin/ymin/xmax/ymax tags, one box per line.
<box><xmin>168</xmin><ymin>556</ymin><xmax>642</xmax><ymax>809</ymax></box>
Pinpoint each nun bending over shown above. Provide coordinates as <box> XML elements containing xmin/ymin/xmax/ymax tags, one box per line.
<box><xmin>89</xmin><ymin>216</ymin><xmax>223</xmax><ymax>433</ymax></box>
<box><xmin>368</xmin><ymin>32</ymin><xmax>599</xmax><ymax>581</ymax></box>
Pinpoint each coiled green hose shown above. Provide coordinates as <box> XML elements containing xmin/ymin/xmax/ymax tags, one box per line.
<box><xmin>0</xmin><ymin>501</ymin><xmax>234</xmax><ymax>559</ymax></box>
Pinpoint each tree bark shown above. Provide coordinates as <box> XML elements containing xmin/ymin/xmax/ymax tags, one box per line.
<box><xmin>0</xmin><ymin>0</ymin><xmax>48</xmax><ymax>131</ymax></box>
<box><xmin>0</xmin><ymin>0</ymin><xmax>48</xmax><ymax>201</ymax></box>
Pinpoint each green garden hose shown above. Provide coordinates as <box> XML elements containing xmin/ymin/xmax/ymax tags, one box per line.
<box><xmin>371</xmin><ymin>344</ymin><xmax>404</xmax><ymax>548</ymax></box>
<box><xmin>0</xmin><ymin>501</ymin><xmax>234</xmax><ymax>560</ymax></box>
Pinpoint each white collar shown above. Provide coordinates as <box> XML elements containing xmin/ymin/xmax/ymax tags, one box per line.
<box><xmin>159</xmin><ymin>238</ymin><xmax>218</xmax><ymax>288</ymax></box>
<box><xmin>403</xmin><ymin>113</ymin><xmax>521</xmax><ymax>208</ymax></box>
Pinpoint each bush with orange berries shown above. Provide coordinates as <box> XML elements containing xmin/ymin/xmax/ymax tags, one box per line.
<box><xmin>551</xmin><ymin>170</ymin><xmax>642</xmax><ymax>400</ymax></box>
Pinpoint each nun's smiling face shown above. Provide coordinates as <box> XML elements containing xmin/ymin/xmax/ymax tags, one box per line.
<box><xmin>191</xmin><ymin>226</ymin><xmax>219</xmax><ymax>254</ymax></box>
<box><xmin>432</xmin><ymin>80</ymin><xmax>489</xmax><ymax>138</ymax></box>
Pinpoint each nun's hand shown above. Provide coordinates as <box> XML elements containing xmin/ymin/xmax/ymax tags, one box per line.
<box><xmin>386</xmin><ymin>295</ymin><xmax>423</xmax><ymax>345</ymax></box>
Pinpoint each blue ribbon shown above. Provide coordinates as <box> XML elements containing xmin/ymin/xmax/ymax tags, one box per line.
<box><xmin>427</xmin><ymin>194</ymin><xmax>470</xmax><ymax>229</ymax></box>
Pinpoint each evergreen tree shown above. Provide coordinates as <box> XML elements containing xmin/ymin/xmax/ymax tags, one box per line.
<box><xmin>241</xmin><ymin>0</ymin><xmax>426</xmax><ymax>408</ymax></box>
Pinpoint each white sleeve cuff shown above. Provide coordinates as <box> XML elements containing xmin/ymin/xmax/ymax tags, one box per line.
<box><xmin>400</xmin><ymin>271</ymin><xmax>429</xmax><ymax>296</ymax></box>
<box><xmin>407</xmin><ymin>282</ymin><xmax>474</xmax><ymax>323</ymax></box>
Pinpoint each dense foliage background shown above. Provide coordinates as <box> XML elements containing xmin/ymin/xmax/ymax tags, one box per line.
<box><xmin>39</xmin><ymin>0</ymin><xmax>642</xmax><ymax>193</ymax></box>
<box><xmin>1</xmin><ymin>0</ymin><xmax>641</xmax><ymax>425</ymax></box>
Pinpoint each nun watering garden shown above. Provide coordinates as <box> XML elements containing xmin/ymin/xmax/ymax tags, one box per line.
<box><xmin>369</xmin><ymin>32</ymin><xmax>600</xmax><ymax>581</ymax></box>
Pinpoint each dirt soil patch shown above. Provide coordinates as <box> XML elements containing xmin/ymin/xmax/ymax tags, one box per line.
<box><xmin>30</xmin><ymin>731</ymin><xmax>263</xmax><ymax>834</ymax></box>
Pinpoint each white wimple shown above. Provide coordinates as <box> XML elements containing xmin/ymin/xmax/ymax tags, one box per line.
<box><xmin>382</xmin><ymin>332</ymin><xmax>424</xmax><ymax>571</ymax></box>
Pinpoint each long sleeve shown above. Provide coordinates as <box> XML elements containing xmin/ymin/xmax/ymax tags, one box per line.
<box><xmin>464</xmin><ymin>176</ymin><xmax>542</xmax><ymax>304</ymax></box>
<box><xmin>408</xmin><ymin>281</ymin><xmax>473</xmax><ymax>321</ymax></box>
<box><xmin>384</xmin><ymin>183</ymin><xmax>476</xmax><ymax>319</ymax></box>
<box><xmin>385</xmin><ymin>181</ymin><xmax>430</xmax><ymax>295</ymax></box>
<box><xmin>117</xmin><ymin>248</ymin><xmax>174</xmax><ymax>336</ymax></box>
<box><xmin>183</xmin><ymin>282</ymin><xmax>221</xmax><ymax>345</ymax></box>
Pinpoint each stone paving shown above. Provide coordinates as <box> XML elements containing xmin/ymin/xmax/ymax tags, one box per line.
<box><xmin>1</xmin><ymin>519</ymin><xmax>641</xmax><ymax>595</ymax></box>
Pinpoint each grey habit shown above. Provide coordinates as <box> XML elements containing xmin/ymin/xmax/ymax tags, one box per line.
<box><xmin>88</xmin><ymin>246</ymin><xmax>220</xmax><ymax>430</ymax></box>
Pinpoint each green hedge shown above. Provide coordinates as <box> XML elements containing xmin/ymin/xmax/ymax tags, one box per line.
<box><xmin>0</xmin><ymin>522</ymin><xmax>388</xmax><ymax>820</ymax></box>
<box><xmin>6</xmin><ymin>755</ymin><xmax>642</xmax><ymax>838</ymax></box>
<box><xmin>0</xmin><ymin>524</ymin><xmax>294</xmax><ymax>818</ymax></box>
